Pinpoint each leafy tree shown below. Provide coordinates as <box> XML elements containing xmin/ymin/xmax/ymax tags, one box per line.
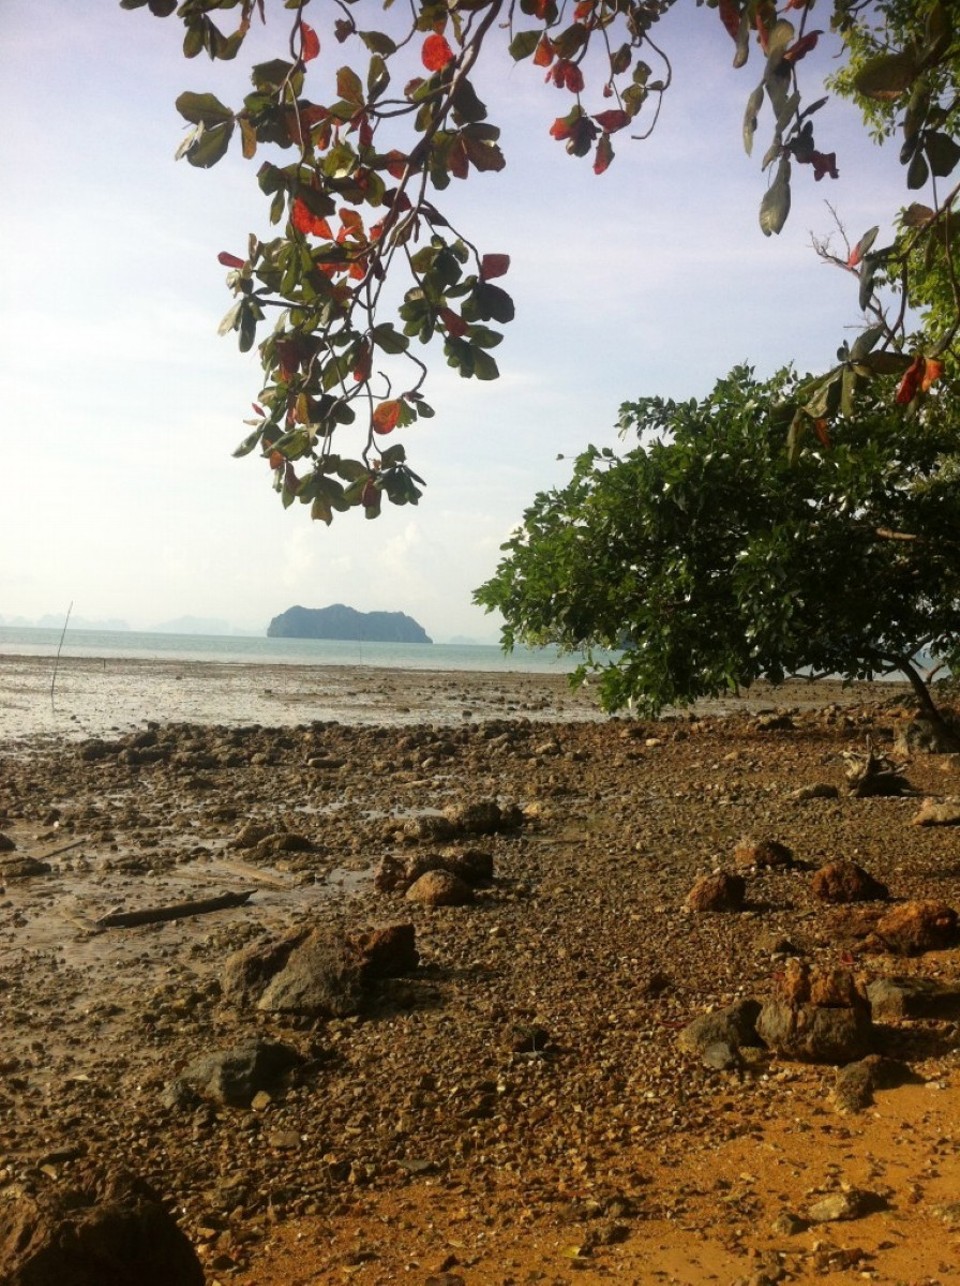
<box><xmin>119</xmin><ymin>0</ymin><xmax>960</xmax><ymax>521</ymax></box>
<box><xmin>474</xmin><ymin>365</ymin><xmax>960</xmax><ymax>733</ymax></box>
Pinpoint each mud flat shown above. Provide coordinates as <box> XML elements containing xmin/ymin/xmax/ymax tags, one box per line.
<box><xmin>2</xmin><ymin>664</ymin><xmax>960</xmax><ymax>1284</ymax></box>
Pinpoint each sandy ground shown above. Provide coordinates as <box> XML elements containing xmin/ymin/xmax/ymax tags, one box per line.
<box><xmin>2</xmin><ymin>656</ymin><xmax>960</xmax><ymax>1286</ymax></box>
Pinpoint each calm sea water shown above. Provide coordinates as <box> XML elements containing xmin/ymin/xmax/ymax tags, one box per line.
<box><xmin>0</xmin><ymin>626</ymin><xmax>597</xmax><ymax>674</ymax></box>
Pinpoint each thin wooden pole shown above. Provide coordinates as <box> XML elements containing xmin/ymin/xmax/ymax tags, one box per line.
<box><xmin>50</xmin><ymin>601</ymin><xmax>73</xmax><ymax>714</ymax></box>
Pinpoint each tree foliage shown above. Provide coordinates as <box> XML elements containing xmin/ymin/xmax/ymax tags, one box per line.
<box><xmin>474</xmin><ymin>366</ymin><xmax>960</xmax><ymax>716</ymax></box>
<box><xmin>120</xmin><ymin>0</ymin><xmax>960</xmax><ymax>522</ymax></box>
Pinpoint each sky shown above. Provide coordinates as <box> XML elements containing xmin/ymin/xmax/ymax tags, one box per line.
<box><xmin>0</xmin><ymin>1</ymin><xmax>910</xmax><ymax>642</ymax></box>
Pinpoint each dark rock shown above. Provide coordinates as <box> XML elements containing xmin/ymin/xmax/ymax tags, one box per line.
<box><xmin>678</xmin><ymin>999</ymin><xmax>762</xmax><ymax>1058</ymax></box>
<box><xmin>0</xmin><ymin>855</ymin><xmax>51</xmax><ymax>879</ymax></box>
<box><xmin>755</xmin><ymin>713</ymin><xmax>794</xmax><ymax>731</ymax></box>
<box><xmin>78</xmin><ymin>739</ymin><xmax>121</xmax><ymax>763</ymax></box>
<box><xmin>405</xmin><ymin>870</ymin><xmax>474</xmax><ymax>907</ymax></box>
<box><xmin>374</xmin><ymin>849</ymin><xmax>494</xmax><ymax>895</ymax></box>
<box><xmin>811</xmin><ymin>861</ymin><xmax>888</xmax><ymax>904</ymax></box>
<box><xmin>166</xmin><ymin>1038</ymin><xmax>303</xmax><ymax>1109</ymax></box>
<box><xmin>833</xmin><ymin>1054</ymin><xmax>916</xmax><ymax>1114</ymax></box>
<box><xmin>734</xmin><ymin>837</ymin><xmax>794</xmax><ymax>869</ymax></box>
<box><xmin>874</xmin><ymin>900</ymin><xmax>958</xmax><ymax>955</ymax></box>
<box><xmin>400</xmin><ymin>814</ymin><xmax>457</xmax><ymax>844</ymax></box>
<box><xmin>867</xmin><ymin>975</ymin><xmax>960</xmax><ymax>1020</ymax></box>
<box><xmin>0</xmin><ymin>832</ymin><xmax>16</xmax><ymax>852</ymax></box>
<box><xmin>0</xmin><ymin>1171</ymin><xmax>203</xmax><ymax>1286</ymax></box>
<box><xmin>223</xmin><ymin>927</ymin><xmax>365</xmax><ymax>1016</ymax></box>
<box><xmin>685</xmin><ymin>872</ymin><xmax>746</xmax><ymax>912</ymax></box>
<box><xmin>347</xmin><ymin>924</ymin><xmax>419</xmax><ymax>978</ymax></box>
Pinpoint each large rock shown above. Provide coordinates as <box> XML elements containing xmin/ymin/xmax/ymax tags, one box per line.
<box><xmin>374</xmin><ymin>849</ymin><xmax>493</xmax><ymax>894</ymax></box>
<box><xmin>810</xmin><ymin>861</ymin><xmax>888</xmax><ymax>904</ymax></box>
<box><xmin>677</xmin><ymin>999</ymin><xmax>763</xmax><ymax>1067</ymax></box>
<box><xmin>874</xmin><ymin>900</ymin><xmax>958</xmax><ymax>956</ymax></box>
<box><xmin>866</xmin><ymin>975</ymin><xmax>960</xmax><ymax>1021</ymax></box>
<box><xmin>685</xmin><ymin>872</ymin><xmax>746</xmax><ymax>912</ymax></box>
<box><xmin>346</xmin><ymin>923</ymin><xmax>420</xmax><ymax>978</ymax></box>
<box><xmin>756</xmin><ymin>961</ymin><xmax>872</xmax><ymax>1064</ymax></box>
<box><xmin>0</xmin><ymin>1171</ymin><xmax>203</xmax><ymax>1286</ymax></box>
<box><xmin>734</xmin><ymin>837</ymin><xmax>794</xmax><ymax>869</ymax></box>
<box><xmin>166</xmin><ymin>1038</ymin><xmax>303</xmax><ymax>1108</ymax></box>
<box><xmin>443</xmin><ymin>799</ymin><xmax>521</xmax><ymax>836</ymax></box>
<box><xmin>405</xmin><ymin>869</ymin><xmax>474</xmax><ymax>907</ymax></box>
<box><xmin>223</xmin><ymin>926</ymin><xmax>364</xmax><ymax>1016</ymax></box>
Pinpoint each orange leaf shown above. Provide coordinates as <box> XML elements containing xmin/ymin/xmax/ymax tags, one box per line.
<box><xmin>291</xmin><ymin>199</ymin><xmax>332</xmax><ymax>238</ymax></box>
<box><xmin>372</xmin><ymin>400</ymin><xmax>401</xmax><ymax>433</ymax></box>
<box><xmin>385</xmin><ymin>150</ymin><xmax>408</xmax><ymax>180</ymax></box>
<box><xmin>896</xmin><ymin>355</ymin><xmax>924</xmax><ymax>405</ymax></box>
<box><xmin>480</xmin><ymin>254</ymin><xmax>510</xmax><ymax>282</ymax></box>
<box><xmin>268</xmin><ymin>450</ymin><xmax>284</xmax><ymax>470</ymax></box>
<box><xmin>593</xmin><ymin>132</ymin><xmax>614</xmax><ymax>175</ymax></box>
<box><xmin>784</xmin><ymin>29</ymin><xmax>820</xmax><ymax>62</ymax></box>
<box><xmin>718</xmin><ymin>0</ymin><xmax>740</xmax><ymax>40</ymax></box>
<box><xmin>533</xmin><ymin>36</ymin><xmax>554</xmax><ymax>68</ymax></box>
<box><xmin>300</xmin><ymin>22</ymin><xmax>320</xmax><ymax>62</ymax></box>
<box><xmin>921</xmin><ymin>356</ymin><xmax>944</xmax><ymax>392</ymax></box>
<box><xmin>813</xmin><ymin>418</ymin><xmax>831</xmax><ymax>449</ymax></box>
<box><xmin>422</xmin><ymin>33</ymin><xmax>454</xmax><ymax>71</ymax></box>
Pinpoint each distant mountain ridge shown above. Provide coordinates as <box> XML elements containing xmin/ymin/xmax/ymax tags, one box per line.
<box><xmin>267</xmin><ymin>604</ymin><xmax>432</xmax><ymax>644</ymax></box>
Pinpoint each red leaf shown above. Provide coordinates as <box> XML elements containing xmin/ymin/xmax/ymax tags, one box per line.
<box><xmin>422</xmin><ymin>33</ymin><xmax>454</xmax><ymax>71</ymax></box>
<box><xmin>533</xmin><ymin>36</ymin><xmax>554</xmax><ymax>68</ymax></box>
<box><xmin>300</xmin><ymin>21</ymin><xmax>320</xmax><ymax>62</ymax></box>
<box><xmin>252</xmin><ymin>403</ymin><xmax>265</xmax><ymax>416</ymax></box>
<box><xmin>811</xmin><ymin>150</ymin><xmax>838</xmax><ymax>181</ymax></box>
<box><xmin>352</xmin><ymin>342</ymin><xmax>372</xmax><ymax>384</ymax></box>
<box><xmin>291</xmin><ymin>199</ymin><xmax>333</xmax><ymax>238</ymax></box>
<box><xmin>784</xmin><ymin>29</ymin><xmax>821</xmax><ymax>62</ymax></box>
<box><xmin>480</xmin><ymin>254</ymin><xmax>510</xmax><ymax>282</ymax></box>
<box><xmin>593</xmin><ymin>132</ymin><xmax>614</xmax><ymax>175</ymax></box>
<box><xmin>718</xmin><ymin>0</ymin><xmax>740</xmax><ymax>40</ymax></box>
<box><xmin>218</xmin><ymin>251</ymin><xmax>245</xmax><ymax>268</ymax></box>
<box><xmin>385</xmin><ymin>150</ymin><xmax>409</xmax><ymax>180</ymax></box>
<box><xmin>361</xmin><ymin>479</ymin><xmax>380</xmax><ymax>507</ymax></box>
<box><xmin>372</xmin><ymin>400</ymin><xmax>401</xmax><ymax>434</ymax></box>
<box><xmin>549</xmin><ymin>117</ymin><xmax>572</xmax><ymax>141</ymax></box>
<box><xmin>593</xmin><ymin>109</ymin><xmax>630</xmax><ymax>133</ymax></box>
<box><xmin>813</xmin><ymin>418</ymin><xmax>831</xmax><ymax>449</ymax></box>
<box><xmin>268</xmin><ymin>450</ymin><xmax>284</xmax><ymax>470</ymax></box>
<box><xmin>440</xmin><ymin>307</ymin><xmax>468</xmax><ymax>337</ymax></box>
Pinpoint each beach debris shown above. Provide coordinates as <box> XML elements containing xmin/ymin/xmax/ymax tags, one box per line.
<box><xmin>405</xmin><ymin>869</ymin><xmax>474</xmax><ymax>907</ymax></box>
<box><xmin>788</xmin><ymin>782</ymin><xmax>840</xmax><ymax>800</ymax></box>
<box><xmin>756</xmin><ymin>961</ymin><xmax>873</xmax><ymax>1064</ymax></box>
<box><xmin>164</xmin><ymin>1038</ymin><xmax>304</xmax><ymax>1109</ymax></box>
<box><xmin>874</xmin><ymin>899</ymin><xmax>958</xmax><ymax>955</ymax></box>
<box><xmin>810</xmin><ymin>860</ymin><xmax>888</xmax><ymax>904</ymax></box>
<box><xmin>95</xmin><ymin>889</ymin><xmax>254</xmax><ymax>930</ymax></box>
<box><xmin>842</xmin><ymin>749</ymin><xmax>914</xmax><ymax>797</ymax></box>
<box><xmin>685</xmin><ymin>871</ymin><xmax>745</xmax><ymax>912</ymax></box>
<box><xmin>734</xmin><ymin>836</ymin><xmax>794</xmax><ymax>869</ymax></box>
<box><xmin>910</xmin><ymin>796</ymin><xmax>960</xmax><ymax>826</ymax></box>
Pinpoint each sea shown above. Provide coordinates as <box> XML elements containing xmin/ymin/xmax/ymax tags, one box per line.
<box><xmin>0</xmin><ymin>626</ymin><xmax>594</xmax><ymax>674</ymax></box>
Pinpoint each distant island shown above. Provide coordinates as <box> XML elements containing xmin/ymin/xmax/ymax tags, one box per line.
<box><xmin>267</xmin><ymin>604</ymin><xmax>432</xmax><ymax>644</ymax></box>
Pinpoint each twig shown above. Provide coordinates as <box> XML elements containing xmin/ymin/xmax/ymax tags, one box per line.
<box><xmin>95</xmin><ymin>889</ymin><xmax>254</xmax><ymax>929</ymax></box>
<box><xmin>50</xmin><ymin>601</ymin><xmax>73</xmax><ymax>714</ymax></box>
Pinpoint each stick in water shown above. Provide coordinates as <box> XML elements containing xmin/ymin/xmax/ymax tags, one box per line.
<box><xmin>50</xmin><ymin>601</ymin><xmax>73</xmax><ymax>714</ymax></box>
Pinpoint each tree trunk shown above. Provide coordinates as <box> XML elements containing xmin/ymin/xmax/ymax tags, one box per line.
<box><xmin>892</xmin><ymin>655</ymin><xmax>960</xmax><ymax>752</ymax></box>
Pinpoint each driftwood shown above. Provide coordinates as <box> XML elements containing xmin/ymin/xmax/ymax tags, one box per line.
<box><xmin>95</xmin><ymin>890</ymin><xmax>254</xmax><ymax>929</ymax></box>
<box><xmin>36</xmin><ymin>838</ymin><xmax>85</xmax><ymax>860</ymax></box>
<box><xmin>842</xmin><ymin>750</ymin><xmax>914</xmax><ymax>798</ymax></box>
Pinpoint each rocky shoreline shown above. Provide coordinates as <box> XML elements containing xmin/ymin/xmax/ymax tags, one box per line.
<box><xmin>2</xmin><ymin>665</ymin><xmax>960</xmax><ymax>1284</ymax></box>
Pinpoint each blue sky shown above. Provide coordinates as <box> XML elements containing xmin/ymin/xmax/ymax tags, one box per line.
<box><xmin>0</xmin><ymin>1</ymin><xmax>909</xmax><ymax>640</ymax></box>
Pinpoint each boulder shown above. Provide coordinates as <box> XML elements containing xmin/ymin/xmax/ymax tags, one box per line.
<box><xmin>166</xmin><ymin>1038</ymin><xmax>303</xmax><ymax>1109</ymax></box>
<box><xmin>443</xmin><ymin>799</ymin><xmax>505</xmax><ymax>835</ymax></box>
<box><xmin>866</xmin><ymin>975</ymin><xmax>960</xmax><ymax>1021</ymax></box>
<box><xmin>756</xmin><ymin>961</ymin><xmax>872</xmax><ymax>1064</ymax></box>
<box><xmin>405</xmin><ymin>869</ymin><xmax>474</xmax><ymax>907</ymax></box>
<box><xmin>223</xmin><ymin>927</ymin><xmax>364</xmax><ymax>1016</ymax></box>
<box><xmin>0</xmin><ymin>1171</ymin><xmax>203</xmax><ymax>1286</ymax></box>
<box><xmin>874</xmin><ymin>900</ymin><xmax>958</xmax><ymax>956</ymax></box>
<box><xmin>810</xmin><ymin>861</ymin><xmax>888</xmax><ymax>904</ymax></box>
<box><xmin>734</xmin><ymin>838</ymin><xmax>794</xmax><ymax>869</ymax></box>
<box><xmin>374</xmin><ymin>848</ymin><xmax>493</xmax><ymax>895</ymax></box>
<box><xmin>685</xmin><ymin>872</ymin><xmax>746</xmax><ymax>912</ymax></box>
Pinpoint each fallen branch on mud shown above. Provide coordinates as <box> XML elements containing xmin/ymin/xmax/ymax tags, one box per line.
<box><xmin>95</xmin><ymin>890</ymin><xmax>254</xmax><ymax>929</ymax></box>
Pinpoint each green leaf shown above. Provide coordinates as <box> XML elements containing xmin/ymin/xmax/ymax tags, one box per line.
<box><xmin>360</xmin><ymin>29</ymin><xmax>397</xmax><ymax>56</ymax></box>
<box><xmin>182</xmin><ymin>120</ymin><xmax>235</xmax><ymax>168</ymax></box>
<box><xmin>925</xmin><ymin>131</ymin><xmax>960</xmax><ymax>178</ymax></box>
<box><xmin>853</xmin><ymin>51</ymin><xmax>918</xmax><ymax>101</ymax></box>
<box><xmin>379</xmin><ymin>443</ymin><xmax>407</xmax><ymax>466</ymax></box>
<box><xmin>759</xmin><ymin>157</ymin><xmax>791</xmax><ymax>236</ymax></box>
<box><xmin>743</xmin><ymin>84</ymin><xmax>763</xmax><ymax>156</ymax></box>
<box><xmin>175</xmin><ymin>91</ymin><xmax>233</xmax><ymax>126</ymax></box>
<box><xmin>509</xmin><ymin>30</ymin><xmax>540</xmax><ymax>61</ymax></box>
<box><xmin>337</xmin><ymin>65</ymin><xmax>364</xmax><ymax>106</ymax></box>
<box><xmin>470</xmin><ymin>348</ymin><xmax>500</xmax><ymax>381</ymax></box>
<box><xmin>907</xmin><ymin>148</ymin><xmax>930</xmax><ymax>189</ymax></box>
<box><xmin>849</xmin><ymin>324</ymin><xmax>884</xmax><ymax>360</ymax></box>
<box><xmin>233</xmin><ymin>427</ymin><xmax>264</xmax><ymax>458</ymax></box>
